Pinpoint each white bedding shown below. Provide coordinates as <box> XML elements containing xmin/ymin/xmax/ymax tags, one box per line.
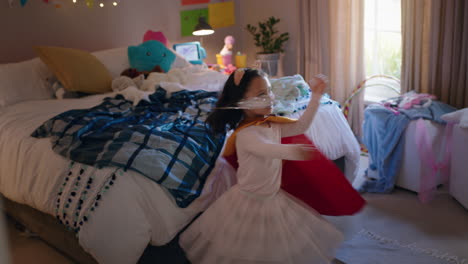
<box><xmin>0</xmin><ymin>88</ymin><xmax>359</xmax><ymax>264</ymax></box>
<box><xmin>0</xmin><ymin>95</ymin><xmax>236</xmax><ymax>264</ymax></box>
<box><xmin>291</xmin><ymin>104</ymin><xmax>361</xmax><ymax>182</ymax></box>
<box><xmin>140</xmin><ymin>65</ymin><xmax>228</xmax><ymax>94</ymax></box>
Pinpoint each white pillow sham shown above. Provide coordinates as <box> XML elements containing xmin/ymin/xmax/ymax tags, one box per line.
<box><xmin>0</xmin><ymin>58</ymin><xmax>54</xmax><ymax>108</ymax></box>
<box><xmin>92</xmin><ymin>47</ymin><xmax>130</xmax><ymax>79</ymax></box>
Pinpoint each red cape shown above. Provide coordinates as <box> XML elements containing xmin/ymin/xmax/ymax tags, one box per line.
<box><xmin>224</xmin><ymin>134</ymin><xmax>365</xmax><ymax>216</ymax></box>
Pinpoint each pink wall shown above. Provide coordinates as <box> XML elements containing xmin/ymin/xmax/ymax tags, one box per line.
<box><xmin>0</xmin><ymin>0</ymin><xmax>241</xmax><ymax>64</ymax></box>
<box><xmin>0</xmin><ymin>0</ymin><xmax>300</xmax><ymax>75</ymax></box>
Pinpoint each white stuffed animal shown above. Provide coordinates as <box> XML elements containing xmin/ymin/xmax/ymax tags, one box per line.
<box><xmin>117</xmin><ymin>86</ymin><xmax>151</xmax><ymax>106</ymax></box>
<box><xmin>111</xmin><ymin>76</ymin><xmax>144</xmax><ymax>92</ymax></box>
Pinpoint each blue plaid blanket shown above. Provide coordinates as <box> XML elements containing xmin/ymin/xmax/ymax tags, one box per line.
<box><xmin>32</xmin><ymin>88</ymin><xmax>225</xmax><ymax>208</ymax></box>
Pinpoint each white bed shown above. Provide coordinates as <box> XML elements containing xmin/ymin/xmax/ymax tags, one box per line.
<box><xmin>0</xmin><ymin>47</ymin><xmax>360</xmax><ymax>263</ymax></box>
<box><xmin>0</xmin><ymin>95</ymin><xmax>237</xmax><ymax>263</ymax></box>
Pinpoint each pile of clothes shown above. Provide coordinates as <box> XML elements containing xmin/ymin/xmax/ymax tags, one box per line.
<box><xmin>360</xmin><ymin>91</ymin><xmax>456</xmax><ymax>193</ymax></box>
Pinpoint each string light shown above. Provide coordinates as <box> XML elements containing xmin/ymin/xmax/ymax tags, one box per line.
<box><xmin>63</xmin><ymin>0</ymin><xmax>120</xmax><ymax>8</ymax></box>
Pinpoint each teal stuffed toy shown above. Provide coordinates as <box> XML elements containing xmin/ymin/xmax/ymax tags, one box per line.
<box><xmin>128</xmin><ymin>40</ymin><xmax>176</xmax><ymax>73</ymax></box>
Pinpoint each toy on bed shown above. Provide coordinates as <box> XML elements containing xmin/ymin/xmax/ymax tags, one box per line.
<box><xmin>121</xmin><ymin>65</ymin><xmax>164</xmax><ymax>78</ymax></box>
<box><xmin>128</xmin><ymin>40</ymin><xmax>176</xmax><ymax>73</ymax></box>
<box><xmin>112</xmin><ymin>39</ymin><xmax>229</xmax><ymax>103</ymax></box>
<box><xmin>111</xmin><ymin>40</ymin><xmax>176</xmax><ymax>92</ymax></box>
<box><xmin>111</xmin><ymin>66</ymin><xmax>162</xmax><ymax>92</ymax></box>
<box><xmin>143</xmin><ymin>30</ymin><xmax>169</xmax><ymax>47</ymax></box>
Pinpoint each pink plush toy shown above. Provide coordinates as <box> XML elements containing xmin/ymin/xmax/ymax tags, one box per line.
<box><xmin>143</xmin><ymin>30</ymin><xmax>168</xmax><ymax>47</ymax></box>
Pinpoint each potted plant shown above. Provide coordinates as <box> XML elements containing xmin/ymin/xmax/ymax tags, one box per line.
<box><xmin>246</xmin><ymin>16</ymin><xmax>289</xmax><ymax>76</ymax></box>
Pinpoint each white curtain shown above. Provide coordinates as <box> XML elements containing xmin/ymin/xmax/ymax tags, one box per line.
<box><xmin>402</xmin><ymin>0</ymin><xmax>468</xmax><ymax>108</ymax></box>
<box><xmin>296</xmin><ymin>0</ymin><xmax>330</xmax><ymax>81</ymax></box>
<box><xmin>297</xmin><ymin>0</ymin><xmax>366</xmax><ymax>137</ymax></box>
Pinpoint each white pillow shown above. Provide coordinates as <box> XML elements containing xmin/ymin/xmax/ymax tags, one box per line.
<box><xmin>92</xmin><ymin>47</ymin><xmax>130</xmax><ymax>78</ymax></box>
<box><xmin>441</xmin><ymin>108</ymin><xmax>468</xmax><ymax>128</ymax></box>
<box><xmin>0</xmin><ymin>58</ymin><xmax>54</xmax><ymax>108</ymax></box>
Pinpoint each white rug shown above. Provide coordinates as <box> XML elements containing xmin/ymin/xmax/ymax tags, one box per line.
<box><xmin>335</xmin><ymin>229</ymin><xmax>468</xmax><ymax>264</ymax></box>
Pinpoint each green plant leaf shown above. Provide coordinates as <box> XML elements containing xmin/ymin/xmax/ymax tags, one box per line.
<box><xmin>246</xmin><ymin>16</ymin><xmax>289</xmax><ymax>53</ymax></box>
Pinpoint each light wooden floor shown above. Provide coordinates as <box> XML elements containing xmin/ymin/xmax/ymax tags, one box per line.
<box><xmin>3</xmin><ymin>157</ymin><xmax>468</xmax><ymax>264</ymax></box>
<box><xmin>5</xmin><ymin>218</ymin><xmax>73</xmax><ymax>264</ymax></box>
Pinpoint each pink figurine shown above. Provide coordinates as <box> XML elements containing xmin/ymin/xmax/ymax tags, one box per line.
<box><xmin>220</xmin><ymin>35</ymin><xmax>235</xmax><ymax>66</ymax></box>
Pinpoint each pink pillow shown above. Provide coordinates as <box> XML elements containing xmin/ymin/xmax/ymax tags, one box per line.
<box><xmin>143</xmin><ymin>31</ymin><xmax>168</xmax><ymax>47</ymax></box>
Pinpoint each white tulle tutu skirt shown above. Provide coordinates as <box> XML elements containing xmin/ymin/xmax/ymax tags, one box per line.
<box><xmin>180</xmin><ymin>185</ymin><xmax>344</xmax><ymax>264</ymax></box>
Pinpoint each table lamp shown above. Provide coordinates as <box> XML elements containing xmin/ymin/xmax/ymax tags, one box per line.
<box><xmin>192</xmin><ymin>17</ymin><xmax>214</xmax><ymax>36</ymax></box>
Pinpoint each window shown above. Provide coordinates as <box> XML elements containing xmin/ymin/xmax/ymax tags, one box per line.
<box><xmin>364</xmin><ymin>0</ymin><xmax>402</xmax><ymax>103</ymax></box>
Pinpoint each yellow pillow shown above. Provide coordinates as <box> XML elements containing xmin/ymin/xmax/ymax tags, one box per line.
<box><xmin>35</xmin><ymin>46</ymin><xmax>112</xmax><ymax>94</ymax></box>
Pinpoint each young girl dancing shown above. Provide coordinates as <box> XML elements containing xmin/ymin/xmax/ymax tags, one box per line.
<box><xmin>179</xmin><ymin>68</ymin><xmax>344</xmax><ymax>264</ymax></box>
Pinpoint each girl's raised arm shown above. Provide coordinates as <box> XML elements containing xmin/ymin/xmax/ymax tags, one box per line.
<box><xmin>237</xmin><ymin>128</ymin><xmax>315</xmax><ymax>161</ymax></box>
<box><xmin>280</xmin><ymin>76</ymin><xmax>327</xmax><ymax>138</ymax></box>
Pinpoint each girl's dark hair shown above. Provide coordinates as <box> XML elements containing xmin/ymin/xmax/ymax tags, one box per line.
<box><xmin>206</xmin><ymin>68</ymin><xmax>266</xmax><ymax>134</ymax></box>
